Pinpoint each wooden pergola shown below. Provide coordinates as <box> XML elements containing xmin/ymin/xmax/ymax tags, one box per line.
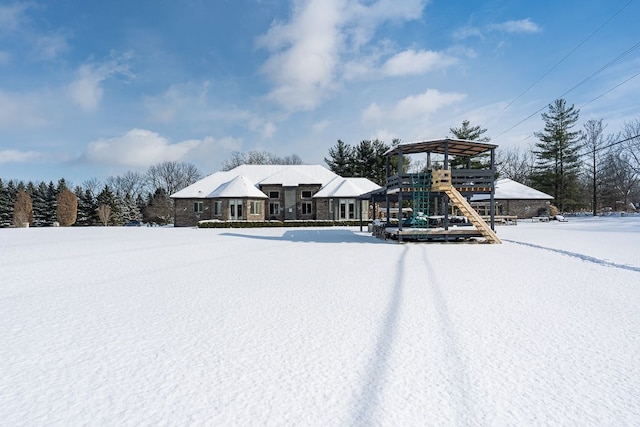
<box><xmin>359</xmin><ymin>138</ymin><xmax>500</xmax><ymax>242</ymax></box>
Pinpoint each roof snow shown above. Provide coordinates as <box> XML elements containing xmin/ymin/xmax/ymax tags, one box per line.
<box><xmin>170</xmin><ymin>165</ymin><xmax>376</xmax><ymax>199</ymax></box>
<box><xmin>313</xmin><ymin>177</ymin><xmax>380</xmax><ymax>198</ymax></box>
<box><xmin>471</xmin><ymin>178</ymin><xmax>554</xmax><ymax>201</ymax></box>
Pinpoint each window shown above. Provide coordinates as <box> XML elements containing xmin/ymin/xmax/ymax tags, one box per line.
<box><xmin>269</xmin><ymin>201</ymin><xmax>280</xmax><ymax>215</ymax></box>
<box><xmin>213</xmin><ymin>201</ymin><xmax>222</xmax><ymax>216</ymax></box>
<box><xmin>302</xmin><ymin>201</ymin><xmax>313</xmax><ymax>215</ymax></box>
<box><xmin>329</xmin><ymin>199</ymin><xmax>334</xmax><ymax>213</ymax></box>
<box><xmin>301</xmin><ymin>190</ymin><xmax>312</xmax><ymax>198</ymax></box>
<box><xmin>193</xmin><ymin>201</ymin><xmax>203</xmax><ymax>213</ymax></box>
<box><xmin>269</xmin><ymin>191</ymin><xmax>280</xmax><ymax>199</ymax></box>
<box><xmin>249</xmin><ymin>200</ymin><xmax>262</xmax><ymax>215</ymax></box>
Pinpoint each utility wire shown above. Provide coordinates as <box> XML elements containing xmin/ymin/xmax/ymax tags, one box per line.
<box><xmin>576</xmin><ymin>132</ymin><xmax>640</xmax><ymax>159</ymax></box>
<box><xmin>495</xmin><ymin>39</ymin><xmax>640</xmax><ymax>139</ymax></box>
<box><xmin>486</xmin><ymin>0</ymin><xmax>633</xmax><ymax>126</ymax></box>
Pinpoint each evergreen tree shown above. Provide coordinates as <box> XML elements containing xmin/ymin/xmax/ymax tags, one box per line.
<box><xmin>372</xmin><ymin>139</ymin><xmax>391</xmax><ymax>186</ymax></box>
<box><xmin>449</xmin><ymin>119</ymin><xmax>491</xmax><ymax>169</ymax></box>
<box><xmin>0</xmin><ymin>179</ymin><xmax>14</xmax><ymax>227</ymax></box>
<box><xmin>76</xmin><ymin>186</ymin><xmax>98</xmax><ymax>226</ymax></box>
<box><xmin>121</xmin><ymin>193</ymin><xmax>141</xmax><ymax>222</ymax></box>
<box><xmin>324</xmin><ymin>140</ymin><xmax>355</xmax><ymax>176</ymax></box>
<box><xmin>45</xmin><ymin>181</ymin><xmax>58</xmax><ymax>225</ymax></box>
<box><xmin>143</xmin><ymin>188</ymin><xmax>172</xmax><ymax>225</ymax></box>
<box><xmin>96</xmin><ymin>185</ymin><xmax>122</xmax><ymax>226</ymax></box>
<box><xmin>354</xmin><ymin>140</ymin><xmax>377</xmax><ymax>179</ymax></box>
<box><xmin>31</xmin><ymin>182</ymin><xmax>48</xmax><ymax>227</ymax></box>
<box><xmin>531</xmin><ymin>99</ymin><xmax>583</xmax><ymax>211</ymax></box>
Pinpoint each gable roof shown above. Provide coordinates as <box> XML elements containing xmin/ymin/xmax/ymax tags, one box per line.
<box><xmin>313</xmin><ymin>177</ymin><xmax>381</xmax><ymax>198</ymax></box>
<box><xmin>170</xmin><ymin>165</ymin><xmax>340</xmax><ymax>199</ymax></box>
<box><xmin>471</xmin><ymin>178</ymin><xmax>553</xmax><ymax>201</ymax></box>
<box><xmin>210</xmin><ymin>175</ymin><xmax>268</xmax><ymax>198</ymax></box>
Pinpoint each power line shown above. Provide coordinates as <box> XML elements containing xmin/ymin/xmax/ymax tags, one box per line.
<box><xmin>486</xmin><ymin>0</ymin><xmax>633</xmax><ymax>127</ymax></box>
<box><xmin>576</xmin><ymin>132</ymin><xmax>640</xmax><ymax>159</ymax></box>
<box><xmin>578</xmin><ymin>70</ymin><xmax>640</xmax><ymax>110</ymax></box>
<box><xmin>495</xmin><ymin>39</ymin><xmax>640</xmax><ymax>139</ymax></box>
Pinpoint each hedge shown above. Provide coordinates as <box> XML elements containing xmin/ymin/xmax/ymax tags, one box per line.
<box><xmin>197</xmin><ymin>220</ymin><xmax>366</xmax><ymax>228</ymax></box>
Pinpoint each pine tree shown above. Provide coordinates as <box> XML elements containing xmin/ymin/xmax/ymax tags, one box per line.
<box><xmin>0</xmin><ymin>179</ymin><xmax>13</xmax><ymax>227</ymax></box>
<box><xmin>324</xmin><ymin>140</ymin><xmax>355</xmax><ymax>176</ymax></box>
<box><xmin>531</xmin><ymin>99</ymin><xmax>583</xmax><ymax>211</ymax></box>
<box><xmin>76</xmin><ymin>187</ymin><xmax>98</xmax><ymax>226</ymax></box>
<box><xmin>96</xmin><ymin>185</ymin><xmax>122</xmax><ymax>226</ymax></box>
<box><xmin>449</xmin><ymin>119</ymin><xmax>491</xmax><ymax>169</ymax></box>
<box><xmin>45</xmin><ymin>181</ymin><xmax>58</xmax><ymax>225</ymax></box>
<box><xmin>31</xmin><ymin>182</ymin><xmax>48</xmax><ymax>227</ymax></box>
<box><xmin>354</xmin><ymin>140</ymin><xmax>377</xmax><ymax>179</ymax></box>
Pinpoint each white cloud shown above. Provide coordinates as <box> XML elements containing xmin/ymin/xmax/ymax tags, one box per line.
<box><xmin>312</xmin><ymin>119</ymin><xmax>330</xmax><ymax>132</ymax></box>
<box><xmin>258</xmin><ymin>0</ymin><xmax>344</xmax><ymax>111</ymax></box>
<box><xmin>0</xmin><ymin>89</ymin><xmax>52</xmax><ymax>129</ymax></box>
<box><xmin>0</xmin><ymin>3</ymin><xmax>29</xmax><ymax>34</ymax></box>
<box><xmin>85</xmin><ymin>129</ymin><xmax>201</xmax><ymax>168</ymax></box>
<box><xmin>454</xmin><ymin>18</ymin><xmax>541</xmax><ymax>41</ymax></box>
<box><xmin>0</xmin><ymin>149</ymin><xmax>45</xmax><ymax>164</ymax></box>
<box><xmin>33</xmin><ymin>31</ymin><xmax>70</xmax><ymax>60</ymax></box>
<box><xmin>488</xmin><ymin>19</ymin><xmax>541</xmax><ymax>34</ymax></box>
<box><xmin>257</xmin><ymin>0</ymin><xmax>431</xmax><ymax>111</ymax></box>
<box><xmin>68</xmin><ymin>53</ymin><xmax>134</xmax><ymax>111</ymax></box>
<box><xmin>362</xmin><ymin>88</ymin><xmax>466</xmax><ymax>122</ymax></box>
<box><xmin>382</xmin><ymin>49</ymin><xmax>457</xmax><ymax>76</ymax></box>
<box><xmin>452</xmin><ymin>26</ymin><xmax>483</xmax><ymax>41</ymax></box>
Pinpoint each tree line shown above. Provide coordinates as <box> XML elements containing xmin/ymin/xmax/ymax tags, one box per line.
<box><xmin>0</xmin><ymin>161</ymin><xmax>202</xmax><ymax>228</ymax></box>
<box><xmin>324</xmin><ymin>99</ymin><xmax>640</xmax><ymax>214</ymax></box>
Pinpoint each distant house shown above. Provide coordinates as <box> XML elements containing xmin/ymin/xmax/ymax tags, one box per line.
<box><xmin>471</xmin><ymin>178</ymin><xmax>553</xmax><ymax>218</ymax></box>
<box><xmin>170</xmin><ymin>164</ymin><xmax>380</xmax><ymax>227</ymax></box>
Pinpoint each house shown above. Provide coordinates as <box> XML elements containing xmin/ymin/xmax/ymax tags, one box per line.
<box><xmin>471</xmin><ymin>178</ymin><xmax>553</xmax><ymax>218</ymax></box>
<box><xmin>170</xmin><ymin>164</ymin><xmax>380</xmax><ymax>227</ymax></box>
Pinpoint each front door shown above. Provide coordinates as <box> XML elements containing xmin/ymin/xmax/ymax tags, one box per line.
<box><xmin>229</xmin><ymin>199</ymin><xmax>244</xmax><ymax>220</ymax></box>
<box><xmin>339</xmin><ymin>199</ymin><xmax>356</xmax><ymax>220</ymax></box>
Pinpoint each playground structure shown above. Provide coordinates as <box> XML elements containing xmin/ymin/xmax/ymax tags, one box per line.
<box><xmin>362</xmin><ymin>138</ymin><xmax>502</xmax><ymax>243</ymax></box>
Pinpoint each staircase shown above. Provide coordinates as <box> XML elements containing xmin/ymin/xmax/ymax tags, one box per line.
<box><xmin>431</xmin><ymin>170</ymin><xmax>502</xmax><ymax>244</ymax></box>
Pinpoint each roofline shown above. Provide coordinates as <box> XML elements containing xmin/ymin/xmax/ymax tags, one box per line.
<box><xmin>384</xmin><ymin>138</ymin><xmax>498</xmax><ymax>157</ymax></box>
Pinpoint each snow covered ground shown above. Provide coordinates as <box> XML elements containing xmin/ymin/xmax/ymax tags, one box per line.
<box><xmin>1</xmin><ymin>216</ymin><xmax>639</xmax><ymax>425</ymax></box>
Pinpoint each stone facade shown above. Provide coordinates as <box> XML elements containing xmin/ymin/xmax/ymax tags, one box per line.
<box><xmin>471</xmin><ymin>199</ymin><xmax>552</xmax><ymax>218</ymax></box>
<box><xmin>174</xmin><ymin>198</ymin><xmax>265</xmax><ymax>226</ymax></box>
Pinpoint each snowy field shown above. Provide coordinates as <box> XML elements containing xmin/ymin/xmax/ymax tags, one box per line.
<box><xmin>1</xmin><ymin>216</ymin><xmax>639</xmax><ymax>425</ymax></box>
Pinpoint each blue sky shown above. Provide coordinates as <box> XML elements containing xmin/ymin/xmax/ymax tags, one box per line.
<box><xmin>1</xmin><ymin>0</ymin><xmax>639</xmax><ymax>186</ymax></box>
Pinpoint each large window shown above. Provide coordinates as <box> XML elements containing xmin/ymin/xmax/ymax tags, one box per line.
<box><xmin>301</xmin><ymin>190</ymin><xmax>312</xmax><ymax>198</ymax></box>
<box><xmin>269</xmin><ymin>201</ymin><xmax>280</xmax><ymax>216</ymax></box>
<box><xmin>269</xmin><ymin>191</ymin><xmax>279</xmax><ymax>199</ymax></box>
<box><xmin>249</xmin><ymin>200</ymin><xmax>262</xmax><ymax>215</ymax></box>
<box><xmin>302</xmin><ymin>201</ymin><xmax>313</xmax><ymax>215</ymax></box>
<box><xmin>213</xmin><ymin>201</ymin><xmax>222</xmax><ymax>216</ymax></box>
<box><xmin>193</xmin><ymin>201</ymin><xmax>203</xmax><ymax>213</ymax></box>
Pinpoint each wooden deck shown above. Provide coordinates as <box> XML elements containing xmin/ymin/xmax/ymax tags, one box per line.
<box><xmin>382</xmin><ymin>227</ymin><xmax>483</xmax><ymax>241</ymax></box>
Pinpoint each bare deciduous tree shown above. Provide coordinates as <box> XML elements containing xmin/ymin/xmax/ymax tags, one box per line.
<box><xmin>582</xmin><ymin>119</ymin><xmax>608</xmax><ymax>215</ymax></box>
<box><xmin>621</xmin><ymin>118</ymin><xmax>640</xmax><ymax>175</ymax></box>
<box><xmin>56</xmin><ymin>188</ymin><xmax>78</xmax><ymax>226</ymax></box>
<box><xmin>106</xmin><ymin>171</ymin><xmax>148</xmax><ymax>199</ymax></box>
<box><xmin>98</xmin><ymin>204</ymin><xmax>112</xmax><ymax>226</ymax></box>
<box><xmin>146</xmin><ymin>161</ymin><xmax>202</xmax><ymax>196</ymax></box>
<box><xmin>221</xmin><ymin>151</ymin><xmax>304</xmax><ymax>171</ymax></box>
<box><xmin>496</xmin><ymin>146</ymin><xmax>536</xmax><ymax>185</ymax></box>
<box><xmin>13</xmin><ymin>190</ymin><xmax>33</xmax><ymax>227</ymax></box>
